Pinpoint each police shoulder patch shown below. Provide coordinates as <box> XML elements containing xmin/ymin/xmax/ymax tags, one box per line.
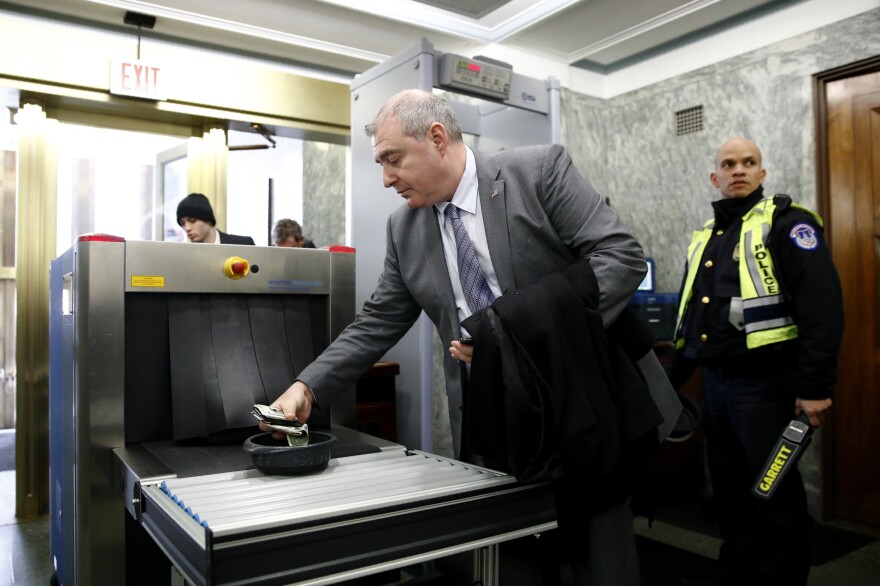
<box><xmin>789</xmin><ymin>223</ymin><xmax>818</xmax><ymax>250</ymax></box>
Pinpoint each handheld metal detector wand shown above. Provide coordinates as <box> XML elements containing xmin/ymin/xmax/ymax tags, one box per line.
<box><xmin>752</xmin><ymin>411</ymin><xmax>814</xmax><ymax>500</ymax></box>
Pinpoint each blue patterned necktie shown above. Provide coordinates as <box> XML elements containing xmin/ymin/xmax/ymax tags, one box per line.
<box><xmin>444</xmin><ymin>204</ymin><xmax>496</xmax><ymax>314</ymax></box>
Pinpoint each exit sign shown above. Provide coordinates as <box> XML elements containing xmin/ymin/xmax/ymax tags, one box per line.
<box><xmin>109</xmin><ymin>59</ymin><xmax>166</xmax><ymax>100</ymax></box>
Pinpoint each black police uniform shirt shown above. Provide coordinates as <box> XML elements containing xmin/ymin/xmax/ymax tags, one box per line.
<box><xmin>667</xmin><ymin>185</ymin><xmax>843</xmax><ymax>401</ymax></box>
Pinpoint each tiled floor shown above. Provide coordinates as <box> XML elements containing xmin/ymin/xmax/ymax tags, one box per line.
<box><xmin>633</xmin><ymin>511</ymin><xmax>880</xmax><ymax>586</ymax></box>
<box><xmin>0</xmin><ymin>471</ymin><xmax>53</xmax><ymax>585</ymax></box>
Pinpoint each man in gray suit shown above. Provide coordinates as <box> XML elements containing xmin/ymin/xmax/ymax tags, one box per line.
<box><xmin>262</xmin><ymin>89</ymin><xmax>647</xmax><ymax>584</ymax></box>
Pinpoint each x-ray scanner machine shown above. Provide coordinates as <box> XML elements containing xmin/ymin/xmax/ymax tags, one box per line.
<box><xmin>350</xmin><ymin>38</ymin><xmax>561</xmax><ymax>452</ymax></box>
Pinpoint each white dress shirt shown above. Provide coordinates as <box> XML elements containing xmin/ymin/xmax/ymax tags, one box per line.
<box><xmin>435</xmin><ymin>146</ymin><xmax>502</xmax><ymax>335</ymax></box>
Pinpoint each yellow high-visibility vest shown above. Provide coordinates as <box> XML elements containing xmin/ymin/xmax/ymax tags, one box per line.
<box><xmin>673</xmin><ymin>197</ymin><xmax>822</xmax><ymax>350</ymax></box>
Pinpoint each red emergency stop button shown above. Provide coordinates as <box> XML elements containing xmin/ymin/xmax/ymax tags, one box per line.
<box><xmin>223</xmin><ymin>256</ymin><xmax>250</xmax><ymax>280</ymax></box>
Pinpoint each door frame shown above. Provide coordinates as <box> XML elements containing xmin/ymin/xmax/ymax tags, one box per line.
<box><xmin>155</xmin><ymin>142</ymin><xmax>189</xmax><ymax>242</ymax></box>
<box><xmin>813</xmin><ymin>54</ymin><xmax>880</xmax><ymax>227</ymax></box>
<box><xmin>812</xmin><ymin>53</ymin><xmax>880</xmax><ymax>521</ymax></box>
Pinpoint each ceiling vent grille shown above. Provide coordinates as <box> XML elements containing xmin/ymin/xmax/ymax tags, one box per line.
<box><xmin>675</xmin><ymin>105</ymin><xmax>704</xmax><ymax>136</ymax></box>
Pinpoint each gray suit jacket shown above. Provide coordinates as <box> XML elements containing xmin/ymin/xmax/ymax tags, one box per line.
<box><xmin>298</xmin><ymin>144</ymin><xmax>647</xmax><ymax>457</ymax></box>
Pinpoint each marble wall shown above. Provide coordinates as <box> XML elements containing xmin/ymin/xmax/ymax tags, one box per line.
<box><xmin>559</xmin><ymin>7</ymin><xmax>880</xmax><ymax>517</ymax></box>
<box><xmin>302</xmin><ymin>140</ymin><xmax>346</xmax><ymax>247</ymax></box>
<box><xmin>562</xmin><ymin>8</ymin><xmax>880</xmax><ymax>294</ymax></box>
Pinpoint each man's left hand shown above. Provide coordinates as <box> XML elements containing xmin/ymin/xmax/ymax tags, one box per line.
<box><xmin>449</xmin><ymin>340</ymin><xmax>474</xmax><ymax>363</ymax></box>
<box><xmin>796</xmin><ymin>397</ymin><xmax>832</xmax><ymax>428</ymax></box>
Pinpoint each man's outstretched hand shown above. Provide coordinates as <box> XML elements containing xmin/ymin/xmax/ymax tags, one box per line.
<box><xmin>259</xmin><ymin>381</ymin><xmax>315</xmax><ymax>440</ymax></box>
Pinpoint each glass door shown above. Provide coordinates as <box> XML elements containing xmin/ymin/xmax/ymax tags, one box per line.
<box><xmin>54</xmin><ymin>124</ymin><xmax>185</xmax><ymax>255</ymax></box>
<box><xmin>156</xmin><ymin>142</ymin><xmax>188</xmax><ymax>241</ymax></box>
<box><xmin>0</xmin><ymin>148</ymin><xmax>15</xmax><ymax>431</ymax></box>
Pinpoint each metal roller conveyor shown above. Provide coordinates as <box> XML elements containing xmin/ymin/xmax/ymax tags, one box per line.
<box><xmin>137</xmin><ymin>449</ymin><xmax>557</xmax><ymax>586</ymax></box>
<box><xmin>156</xmin><ymin>451</ymin><xmax>512</xmax><ymax>535</ymax></box>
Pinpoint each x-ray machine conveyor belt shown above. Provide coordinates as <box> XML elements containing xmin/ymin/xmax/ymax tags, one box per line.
<box><xmin>136</xmin><ymin>449</ymin><xmax>558</xmax><ymax>586</ymax></box>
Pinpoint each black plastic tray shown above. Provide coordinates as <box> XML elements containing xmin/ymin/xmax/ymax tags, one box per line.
<box><xmin>243</xmin><ymin>431</ymin><xmax>337</xmax><ymax>475</ymax></box>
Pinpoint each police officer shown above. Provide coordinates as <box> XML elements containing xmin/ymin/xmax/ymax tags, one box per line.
<box><xmin>665</xmin><ymin>137</ymin><xmax>843</xmax><ymax>585</ymax></box>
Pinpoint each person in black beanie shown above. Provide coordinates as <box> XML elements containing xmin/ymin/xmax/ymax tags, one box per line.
<box><xmin>176</xmin><ymin>193</ymin><xmax>255</xmax><ymax>245</ymax></box>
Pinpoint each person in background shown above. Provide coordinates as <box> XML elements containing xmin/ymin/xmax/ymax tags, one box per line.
<box><xmin>665</xmin><ymin>137</ymin><xmax>844</xmax><ymax>586</ymax></box>
<box><xmin>176</xmin><ymin>192</ymin><xmax>255</xmax><ymax>245</ymax></box>
<box><xmin>273</xmin><ymin>218</ymin><xmax>315</xmax><ymax>248</ymax></box>
<box><xmin>260</xmin><ymin>89</ymin><xmax>655</xmax><ymax>585</ymax></box>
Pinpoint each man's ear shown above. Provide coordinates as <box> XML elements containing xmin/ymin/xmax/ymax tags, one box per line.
<box><xmin>428</xmin><ymin>122</ymin><xmax>447</xmax><ymax>153</ymax></box>
<box><xmin>710</xmin><ymin>172</ymin><xmax>720</xmax><ymax>189</ymax></box>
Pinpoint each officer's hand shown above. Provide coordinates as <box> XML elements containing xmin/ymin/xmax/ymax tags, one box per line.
<box><xmin>449</xmin><ymin>339</ymin><xmax>474</xmax><ymax>363</ymax></box>
<box><xmin>795</xmin><ymin>397</ymin><xmax>832</xmax><ymax>428</ymax></box>
<box><xmin>259</xmin><ymin>381</ymin><xmax>315</xmax><ymax>440</ymax></box>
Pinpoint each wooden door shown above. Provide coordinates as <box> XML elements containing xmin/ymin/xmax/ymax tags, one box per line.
<box><xmin>822</xmin><ymin>64</ymin><xmax>880</xmax><ymax>528</ymax></box>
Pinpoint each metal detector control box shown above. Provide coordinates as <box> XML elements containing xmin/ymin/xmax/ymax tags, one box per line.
<box><xmin>438</xmin><ymin>53</ymin><xmax>512</xmax><ymax>100</ymax></box>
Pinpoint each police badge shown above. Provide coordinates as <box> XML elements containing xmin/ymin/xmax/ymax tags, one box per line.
<box><xmin>789</xmin><ymin>223</ymin><xmax>818</xmax><ymax>250</ymax></box>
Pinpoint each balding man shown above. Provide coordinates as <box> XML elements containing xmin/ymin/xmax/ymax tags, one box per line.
<box><xmin>261</xmin><ymin>89</ymin><xmax>656</xmax><ymax>585</ymax></box>
<box><xmin>666</xmin><ymin>137</ymin><xmax>844</xmax><ymax>585</ymax></box>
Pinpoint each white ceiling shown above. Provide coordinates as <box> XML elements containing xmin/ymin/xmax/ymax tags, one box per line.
<box><xmin>1</xmin><ymin>0</ymin><xmax>875</xmax><ymax>90</ymax></box>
